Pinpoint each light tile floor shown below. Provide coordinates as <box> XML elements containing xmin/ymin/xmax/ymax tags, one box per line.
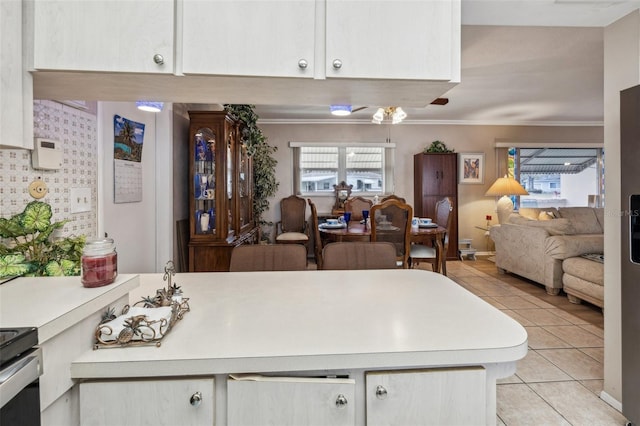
<box><xmin>442</xmin><ymin>257</ymin><xmax>628</xmax><ymax>426</ymax></box>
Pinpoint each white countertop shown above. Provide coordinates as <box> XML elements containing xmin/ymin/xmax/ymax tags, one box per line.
<box><xmin>71</xmin><ymin>270</ymin><xmax>527</xmax><ymax>379</ymax></box>
<box><xmin>0</xmin><ymin>274</ymin><xmax>139</xmax><ymax>343</ymax></box>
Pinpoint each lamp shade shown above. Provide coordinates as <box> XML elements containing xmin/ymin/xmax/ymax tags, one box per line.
<box><xmin>485</xmin><ymin>176</ymin><xmax>529</xmax><ymax>196</ymax></box>
<box><xmin>485</xmin><ymin>176</ymin><xmax>529</xmax><ymax>224</ymax></box>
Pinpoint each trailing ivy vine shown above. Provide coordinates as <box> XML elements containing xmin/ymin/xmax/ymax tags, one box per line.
<box><xmin>224</xmin><ymin>105</ymin><xmax>279</xmax><ymax>241</ymax></box>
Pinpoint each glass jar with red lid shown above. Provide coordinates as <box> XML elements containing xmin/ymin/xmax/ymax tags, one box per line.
<box><xmin>81</xmin><ymin>238</ymin><xmax>117</xmax><ymax>288</ymax></box>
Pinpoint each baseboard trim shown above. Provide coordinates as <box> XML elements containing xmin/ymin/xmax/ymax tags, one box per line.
<box><xmin>600</xmin><ymin>390</ymin><xmax>623</xmax><ymax>412</ymax></box>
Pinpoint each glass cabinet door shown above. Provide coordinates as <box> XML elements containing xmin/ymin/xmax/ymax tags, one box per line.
<box><xmin>238</xmin><ymin>142</ymin><xmax>252</xmax><ymax>229</ymax></box>
<box><xmin>226</xmin><ymin>124</ymin><xmax>235</xmax><ymax>237</ymax></box>
<box><xmin>194</xmin><ymin>127</ymin><xmax>216</xmax><ymax>236</ymax></box>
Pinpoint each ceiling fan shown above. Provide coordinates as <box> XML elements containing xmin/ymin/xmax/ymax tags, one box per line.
<box><xmin>349</xmin><ymin>97</ymin><xmax>449</xmax><ymax>114</ymax></box>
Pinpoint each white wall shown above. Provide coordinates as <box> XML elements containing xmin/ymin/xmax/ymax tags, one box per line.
<box><xmin>561</xmin><ymin>166</ymin><xmax>598</xmax><ymax>206</ymax></box>
<box><xmin>98</xmin><ymin>102</ymin><xmax>159</xmax><ymax>274</ymax></box>
<box><xmin>603</xmin><ymin>9</ymin><xmax>640</xmax><ymax>409</ymax></box>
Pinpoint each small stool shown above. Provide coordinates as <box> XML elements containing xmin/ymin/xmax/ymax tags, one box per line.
<box><xmin>458</xmin><ymin>238</ymin><xmax>477</xmax><ymax>261</ymax></box>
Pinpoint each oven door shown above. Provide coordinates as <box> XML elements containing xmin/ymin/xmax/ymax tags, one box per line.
<box><xmin>0</xmin><ymin>347</ymin><xmax>42</xmax><ymax>426</ymax></box>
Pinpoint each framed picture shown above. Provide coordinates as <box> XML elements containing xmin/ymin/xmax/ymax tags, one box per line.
<box><xmin>459</xmin><ymin>152</ymin><xmax>485</xmax><ymax>184</ymax></box>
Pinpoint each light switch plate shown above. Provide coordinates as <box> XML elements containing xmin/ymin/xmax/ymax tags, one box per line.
<box><xmin>70</xmin><ymin>187</ymin><xmax>92</xmax><ymax>213</ymax></box>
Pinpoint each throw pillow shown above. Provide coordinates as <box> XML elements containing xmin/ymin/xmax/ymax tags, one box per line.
<box><xmin>538</xmin><ymin>211</ymin><xmax>556</xmax><ymax>221</ymax></box>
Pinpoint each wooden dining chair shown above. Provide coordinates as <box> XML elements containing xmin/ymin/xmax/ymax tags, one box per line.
<box><xmin>344</xmin><ymin>196</ymin><xmax>373</xmax><ymax>221</ymax></box>
<box><xmin>381</xmin><ymin>194</ymin><xmax>406</xmax><ymax>204</ymax></box>
<box><xmin>370</xmin><ymin>199</ymin><xmax>413</xmax><ymax>268</ymax></box>
<box><xmin>275</xmin><ymin>195</ymin><xmax>309</xmax><ymax>247</ymax></box>
<box><xmin>229</xmin><ymin>244</ymin><xmax>307</xmax><ymax>271</ymax></box>
<box><xmin>307</xmin><ymin>198</ymin><xmax>324</xmax><ymax>270</ymax></box>
<box><xmin>409</xmin><ymin>197</ymin><xmax>453</xmax><ymax>275</ymax></box>
<box><xmin>322</xmin><ymin>242</ymin><xmax>397</xmax><ymax>270</ymax></box>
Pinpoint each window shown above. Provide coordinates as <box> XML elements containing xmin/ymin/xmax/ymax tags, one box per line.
<box><xmin>505</xmin><ymin>147</ymin><xmax>604</xmax><ymax>209</ymax></box>
<box><xmin>290</xmin><ymin>142</ymin><xmax>395</xmax><ymax>196</ymax></box>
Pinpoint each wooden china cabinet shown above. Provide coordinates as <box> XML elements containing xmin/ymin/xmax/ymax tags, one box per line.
<box><xmin>413</xmin><ymin>152</ymin><xmax>459</xmax><ymax>260</ymax></box>
<box><xmin>188</xmin><ymin>111</ymin><xmax>257</xmax><ymax>272</ymax></box>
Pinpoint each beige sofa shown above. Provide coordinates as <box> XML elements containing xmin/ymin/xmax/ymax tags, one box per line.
<box><xmin>489</xmin><ymin>207</ymin><xmax>604</xmax><ymax>304</ymax></box>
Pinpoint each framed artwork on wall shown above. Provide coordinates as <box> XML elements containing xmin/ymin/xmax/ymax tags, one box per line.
<box><xmin>459</xmin><ymin>152</ymin><xmax>485</xmax><ymax>184</ymax></box>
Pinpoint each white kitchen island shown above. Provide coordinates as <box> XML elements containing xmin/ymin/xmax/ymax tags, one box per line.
<box><xmin>72</xmin><ymin>269</ymin><xmax>527</xmax><ymax>426</ymax></box>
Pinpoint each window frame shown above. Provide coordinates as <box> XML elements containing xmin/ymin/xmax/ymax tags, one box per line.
<box><xmin>290</xmin><ymin>142</ymin><xmax>396</xmax><ymax>197</ymax></box>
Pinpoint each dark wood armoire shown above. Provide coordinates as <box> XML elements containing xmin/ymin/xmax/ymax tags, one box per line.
<box><xmin>413</xmin><ymin>152</ymin><xmax>458</xmax><ymax>260</ymax></box>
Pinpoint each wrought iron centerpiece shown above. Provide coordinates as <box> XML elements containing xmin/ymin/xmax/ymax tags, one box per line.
<box><xmin>94</xmin><ymin>261</ymin><xmax>190</xmax><ymax>349</ymax></box>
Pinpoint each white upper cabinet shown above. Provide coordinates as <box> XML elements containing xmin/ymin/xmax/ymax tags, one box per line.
<box><xmin>326</xmin><ymin>0</ymin><xmax>460</xmax><ymax>81</ymax></box>
<box><xmin>182</xmin><ymin>0</ymin><xmax>316</xmax><ymax>78</ymax></box>
<box><xmin>1</xmin><ymin>0</ymin><xmax>33</xmax><ymax>149</ymax></box>
<box><xmin>182</xmin><ymin>0</ymin><xmax>460</xmax><ymax>82</ymax></box>
<box><xmin>30</xmin><ymin>0</ymin><xmax>174</xmax><ymax>73</ymax></box>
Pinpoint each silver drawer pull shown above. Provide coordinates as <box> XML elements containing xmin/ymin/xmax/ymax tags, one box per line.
<box><xmin>153</xmin><ymin>54</ymin><xmax>164</xmax><ymax>65</ymax></box>
<box><xmin>190</xmin><ymin>391</ymin><xmax>202</xmax><ymax>407</ymax></box>
<box><xmin>335</xmin><ymin>393</ymin><xmax>348</xmax><ymax>408</ymax></box>
<box><xmin>375</xmin><ymin>385</ymin><xmax>388</xmax><ymax>400</ymax></box>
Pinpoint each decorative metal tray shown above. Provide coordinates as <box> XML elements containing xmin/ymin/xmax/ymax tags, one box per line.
<box><xmin>94</xmin><ymin>261</ymin><xmax>190</xmax><ymax>349</ymax></box>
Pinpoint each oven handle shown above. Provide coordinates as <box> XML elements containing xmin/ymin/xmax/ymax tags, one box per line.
<box><xmin>0</xmin><ymin>347</ymin><xmax>42</xmax><ymax>409</ymax></box>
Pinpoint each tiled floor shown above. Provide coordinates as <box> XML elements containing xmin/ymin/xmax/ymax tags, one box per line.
<box><xmin>442</xmin><ymin>257</ymin><xmax>628</xmax><ymax>426</ymax></box>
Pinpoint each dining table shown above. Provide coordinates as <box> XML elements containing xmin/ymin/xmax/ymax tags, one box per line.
<box><xmin>318</xmin><ymin>222</ymin><xmax>448</xmax><ymax>273</ymax></box>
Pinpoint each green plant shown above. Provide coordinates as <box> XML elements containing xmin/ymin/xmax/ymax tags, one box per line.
<box><xmin>224</xmin><ymin>104</ymin><xmax>279</xmax><ymax>241</ymax></box>
<box><xmin>424</xmin><ymin>140</ymin><xmax>455</xmax><ymax>153</ymax></box>
<box><xmin>0</xmin><ymin>201</ymin><xmax>85</xmax><ymax>278</ymax></box>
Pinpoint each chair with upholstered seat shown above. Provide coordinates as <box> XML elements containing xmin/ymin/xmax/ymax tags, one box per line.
<box><xmin>307</xmin><ymin>198</ymin><xmax>324</xmax><ymax>270</ymax></box>
<box><xmin>409</xmin><ymin>197</ymin><xmax>453</xmax><ymax>275</ymax></box>
<box><xmin>275</xmin><ymin>195</ymin><xmax>309</xmax><ymax>247</ymax></box>
<box><xmin>229</xmin><ymin>244</ymin><xmax>307</xmax><ymax>271</ymax></box>
<box><xmin>370</xmin><ymin>199</ymin><xmax>413</xmax><ymax>268</ymax></box>
<box><xmin>344</xmin><ymin>196</ymin><xmax>373</xmax><ymax>221</ymax></box>
<box><xmin>322</xmin><ymin>242</ymin><xmax>397</xmax><ymax>270</ymax></box>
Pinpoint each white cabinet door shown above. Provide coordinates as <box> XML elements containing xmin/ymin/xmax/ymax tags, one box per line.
<box><xmin>366</xmin><ymin>367</ymin><xmax>486</xmax><ymax>426</ymax></box>
<box><xmin>228</xmin><ymin>376</ymin><xmax>355</xmax><ymax>426</ymax></box>
<box><xmin>31</xmin><ymin>0</ymin><xmax>174</xmax><ymax>73</ymax></box>
<box><xmin>182</xmin><ymin>0</ymin><xmax>316</xmax><ymax>78</ymax></box>
<box><xmin>0</xmin><ymin>0</ymin><xmax>33</xmax><ymax>149</ymax></box>
<box><xmin>326</xmin><ymin>0</ymin><xmax>459</xmax><ymax>80</ymax></box>
<box><xmin>80</xmin><ymin>378</ymin><xmax>214</xmax><ymax>425</ymax></box>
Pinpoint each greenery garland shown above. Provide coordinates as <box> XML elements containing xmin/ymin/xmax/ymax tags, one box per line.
<box><xmin>224</xmin><ymin>105</ymin><xmax>279</xmax><ymax>240</ymax></box>
<box><xmin>424</xmin><ymin>140</ymin><xmax>455</xmax><ymax>153</ymax></box>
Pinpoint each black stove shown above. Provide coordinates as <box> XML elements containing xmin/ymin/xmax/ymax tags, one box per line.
<box><xmin>0</xmin><ymin>327</ymin><xmax>38</xmax><ymax>367</ymax></box>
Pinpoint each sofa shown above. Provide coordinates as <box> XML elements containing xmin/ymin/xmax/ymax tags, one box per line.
<box><xmin>489</xmin><ymin>207</ymin><xmax>604</xmax><ymax>306</ymax></box>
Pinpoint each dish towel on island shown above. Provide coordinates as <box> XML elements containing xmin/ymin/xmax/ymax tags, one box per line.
<box><xmin>99</xmin><ymin>306</ymin><xmax>173</xmax><ymax>342</ymax></box>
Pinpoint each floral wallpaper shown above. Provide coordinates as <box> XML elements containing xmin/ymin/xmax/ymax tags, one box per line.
<box><xmin>0</xmin><ymin>100</ymin><xmax>98</xmax><ymax>238</ymax></box>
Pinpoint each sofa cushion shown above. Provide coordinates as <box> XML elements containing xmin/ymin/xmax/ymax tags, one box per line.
<box><xmin>508</xmin><ymin>213</ymin><xmax>574</xmax><ymax>235</ymax></box>
<box><xmin>519</xmin><ymin>208</ymin><xmax>558</xmax><ymax>220</ymax></box>
<box><xmin>594</xmin><ymin>208</ymin><xmax>605</xmax><ymax>231</ymax></box>
<box><xmin>562</xmin><ymin>257</ymin><xmax>604</xmax><ymax>285</ymax></box>
<box><xmin>557</xmin><ymin>207</ymin><xmax>602</xmax><ymax>234</ymax></box>
<box><xmin>545</xmin><ymin>234</ymin><xmax>604</xmax><ymax>259</ymax></box>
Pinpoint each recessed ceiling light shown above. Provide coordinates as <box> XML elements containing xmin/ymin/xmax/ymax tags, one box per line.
<box><xmin>136</xmin><ymin>101</ymin><xmax>164</xmax><ymax>112</ymax></box>
<box><xmin>330</xmin><ymin>105</ymin><xmax>352</xmax><ymax>116</ymax></box>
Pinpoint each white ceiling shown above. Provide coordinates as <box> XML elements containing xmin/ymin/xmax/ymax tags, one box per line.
<box><xmin>254</xmin><ymin>0</ymin><xmax>640</xmax><ymax>126</ymax></box>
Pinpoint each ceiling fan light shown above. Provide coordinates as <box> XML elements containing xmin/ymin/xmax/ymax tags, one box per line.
<box><xmin>330</xmin><ymin>104</ymin><xmax>352</xmax><ymax>116</ymax></box>
<box><xmin>136</xmin><ymin>101</ymin><xmax>164</xmax><ymax>112</ymax></box>
<box><xmin>372</xmin><ymin>108</ymin><xmax>385</xmax><ymax>123</ymax></box>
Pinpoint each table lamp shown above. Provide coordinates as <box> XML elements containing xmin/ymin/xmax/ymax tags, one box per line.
<box><xmin>485</xmin><ymin>176</ymin><xmax>529</xmax><ymax>224</ymax></box>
